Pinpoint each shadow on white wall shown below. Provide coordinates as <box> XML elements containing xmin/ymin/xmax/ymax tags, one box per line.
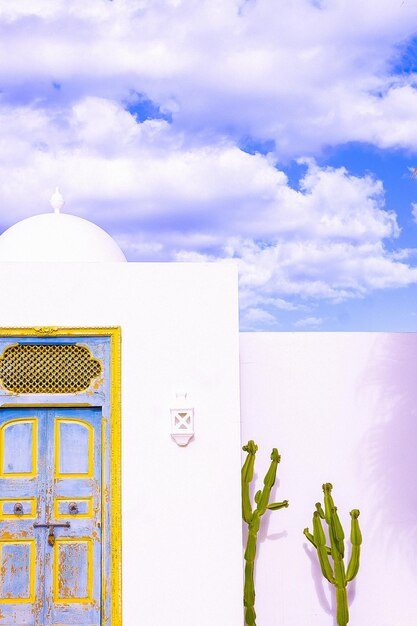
<box><xmin>360</xmin><ymin>334</ymin><xmax>417</xmax><ymax>576</ymax></box>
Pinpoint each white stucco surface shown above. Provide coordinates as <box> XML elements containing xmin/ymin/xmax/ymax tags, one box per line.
<box><xmin>240</xmin><ymin>332</ymin><xmax>417</xmax><ymax>626</ymax></box>
<box><xmin>0</xmin><ymin>261</ymin><xmax>242</xmax><ymax>626</ymax></box>
<box><xmin>0</xmin><ymin>213</ymin><xmax>127</xmax><ymax>262</ymax></box>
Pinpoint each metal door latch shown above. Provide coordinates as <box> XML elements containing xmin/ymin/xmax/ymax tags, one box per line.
<box><xmin>48</xmin><ymin>526</ymin><xmax>55</xmax><ymax>546</ymax></box>
<box><xmin>33</xmin><ymin>521</ymin><xmax>70</xmax><ymax>547</ymax></box>
<box><xmin>33</xmin><ymin>521</ymin><xmax>70</xmax><ymax>528</ymax></box>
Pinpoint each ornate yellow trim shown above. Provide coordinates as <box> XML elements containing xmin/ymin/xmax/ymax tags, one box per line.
<box><xmin>0</xmin><ymin>342</ymin><xmax>103</xmax><ymax>395</ymax></box>
<box><xmin>110</xmin><ymin>327</ymin><xmax>122</xmax><ymax>625</ymax></box>
<box><xmin>1</xmin><ymin>403</ymin><xmax>92</xmax><ymax>408</ymax></box>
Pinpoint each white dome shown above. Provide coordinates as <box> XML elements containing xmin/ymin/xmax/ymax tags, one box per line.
<box><xmin>0</xmin><ymin>213</ymin><xmax>127</xmax><ymax>262</ymax></box>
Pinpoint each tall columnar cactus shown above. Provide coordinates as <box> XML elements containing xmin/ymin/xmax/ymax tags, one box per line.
<box><xmin>303</xmin><ymin>483</ymin><xmax>362</xmax><ymax>626</ymax></box>
<box><xmin>242</xmin><ymin>441</ymin><xmax>289</xmax><ymax>626</ymax></box>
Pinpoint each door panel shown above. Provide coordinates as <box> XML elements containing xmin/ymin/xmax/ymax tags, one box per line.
<box><xmin>0</xmin><ymin>418</ymin><xmax>37</xmax><ymax>477</ymax></box>
<box><xmin>45</xmin><ymin>408</ymin><xmax>101</xmax><ymax>625</ymax></box>
<box><xmin>0</xmin><ymin>407</ymin><xmax>102</xmax><ymax>625</ymax></box>
<box><xmin>54</xmin><ymin>538</ymin><xmax>93</xmax><ymax>602</ymax></box>
<box><xmin>0</xmin><ymin>539</ymin><xmax>35</xmax><ymax>602</ymax></box>
<box><xmin>55</xmin><ymin>419</ymin><xmax>93</xmax><ymax>478</ymax></box>
<box><xmin>0</xmin><ymin>410</ymin><xmax>43</xmax><ymax>625</ymax></box>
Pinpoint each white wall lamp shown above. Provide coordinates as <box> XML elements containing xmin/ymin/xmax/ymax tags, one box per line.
<box><xmin>171</xmin><ymin>392</ymin><xmax>194</xmax><ymax>446</ymax></box>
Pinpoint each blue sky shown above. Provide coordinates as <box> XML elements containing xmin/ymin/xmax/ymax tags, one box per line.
<box><xmin>1</xmin><ymin>0</ymin><xmax>417</xmax><ymax>331</ymax></box>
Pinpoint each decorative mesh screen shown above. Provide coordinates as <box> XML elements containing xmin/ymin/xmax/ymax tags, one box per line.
<box><xmin>0</xmin><ymin>344</ymin><xmax>102</xmax><ymax>394</ymax></box>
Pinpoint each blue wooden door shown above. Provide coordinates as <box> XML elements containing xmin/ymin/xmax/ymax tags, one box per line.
<box><xmin>0</xmin><ymin>407</ymin><xmax>102</xmax><ymax>625</ymax></box>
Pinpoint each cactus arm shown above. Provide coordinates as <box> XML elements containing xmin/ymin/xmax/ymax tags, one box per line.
<box><xmin>328</xmin><ymin>518</ymin><xmax>345</xmax><ymax>581</ymax></box>
<box><xmin>267</xmin><ymin>500</ymin><xmax>289</xmax><ymax>510</ymax></box>
<box><xmin>264</xmin><ymin>448</ymin><xmax>281</xmax><ymax>487</ymax></box>
<box><xmin>303</xmin><ymin>527</ymin><xmax>317</xmax><ymax>547</ymax></box>
<box><xmin>346</xmin><ymin>545</ymin><xmax>360</xmax><ymax>582</ymax></box>
<box><xmin>330</xmin><ymin>507</ymin><xmax>345</xmax><ymax>559</ymax></box>
<box><xmin>315</xmin><ymin>502</ymin><xmax>325</xmax><ymax>518</ymax></box>
<box><xmin>349</xmin><ymin>509</ymin><xmax>362</xmax><ymax>545</ymax></box>
<box><xmin>323</xmin><ymin>483</ymin><xmax>335</xmax><ymax>523</ymax></box>
<box><xmin>332</xmin><ymin>507</ymin><xmax>346</xmax><ymax>543</ymax></box>
<box><xmin>242</xmin><ymin>485</ymin><xmax>253</xmax><ymax>524</ymax></box>
<box><xmin>313</xmin><ymin>511</ymin><xmax>335</xmax><ymax>583</ymax></box>
<box><xmin>346</xmin><ymin>510</ymin><xmax>361</xmax><ymax>582</ymax></box>
<box><xmin>304</xmin><ymin>528</ymin><xmax>332</xmax><ymax>554</ymax></box>
<box><xmin>313</xmin><ymin>511</ymin><xmax>326</xmax><ymax>546</ymax></box>
<box><xmin>318</xmin><ymin>546</ymin><xmax>336</xmax><ymax>584</ymax></box>
<box><xmin>256</xmin><ymin>448</ymin><xmax>280</xmax><ymax>514</ymax></box>
<box><xmin>242</xmin><ymin>441</ymin><xmax>258</xmax><ymax>481</ymax></box>
<box><xmin>242</xmin><ymin>440</ymin><xmax>258</xmax><ymax>457</ymax></box>
<box><xmin>241</xmin><ymin>441</ymin><xmax>257</xmax><ymax>524</ymax></box>
<box><xmin>313</xmin><ymin>510</ymin><xmax>326</xmax><ymax>546</ymax></box>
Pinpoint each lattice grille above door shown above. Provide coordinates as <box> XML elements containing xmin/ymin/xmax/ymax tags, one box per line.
<box><xmin>0</xmin><ymin>344</ymin><xmax>102</xmax><ymax>394</ymax></box>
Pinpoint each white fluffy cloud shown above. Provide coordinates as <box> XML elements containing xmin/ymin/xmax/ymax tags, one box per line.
<box><xmin>0</xmin><ymin>0</ymin><xmax>417</xmax><ymax>155</ymax></box>
<box><xmin>0</xmin><ymin>96</ymin><xmax>415</xmax><ymax>318</ymax></box>
<box><xmin>293</xmin><ymin>316</ymin><xmax>324</xmax><ymax>328</ymax></box>
<box><xmin>0</xmin><ymin>2</ymin><xmax>417</xmax><ymax>328</ymax></box>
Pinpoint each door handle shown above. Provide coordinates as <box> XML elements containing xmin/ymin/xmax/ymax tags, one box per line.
<box><xmin>14</xmin><ymin>502</ymin><xmax>24</xmax><ymax>515</ymax></box>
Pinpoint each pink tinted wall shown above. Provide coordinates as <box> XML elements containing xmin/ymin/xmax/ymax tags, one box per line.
<box><xmin>240</xmin><ymin>332</ymin><xmax>417</xmax><ymax>626</ymax></box>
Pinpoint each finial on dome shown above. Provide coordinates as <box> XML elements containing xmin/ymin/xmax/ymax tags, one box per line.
<box><xmin>50</xmin><ymin>187</ymin><xmax>65</xmax><ymax>214</ymax></box>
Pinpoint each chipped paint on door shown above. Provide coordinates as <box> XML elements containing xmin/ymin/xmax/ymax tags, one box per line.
<box><xmin>0</xmin><ymin>407</ymin><xmax>102</xmax><ymax>625</ymax></box>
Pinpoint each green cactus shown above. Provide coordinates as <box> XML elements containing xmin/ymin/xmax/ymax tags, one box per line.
<box><xmin>242</xmin><ymin>441</ymin><xmax>289</xmax><ymax>626</ymax></box>
<box><xmin>303</xmin><ymin>483</ymin><xmax>362</xmax><ymax>626</ymax></box>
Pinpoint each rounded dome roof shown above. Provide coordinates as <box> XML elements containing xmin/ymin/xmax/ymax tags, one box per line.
<box><xmin>0</xmin><ymin>212</ymin><xmax>127</xmax><ymax>262</ymax></box>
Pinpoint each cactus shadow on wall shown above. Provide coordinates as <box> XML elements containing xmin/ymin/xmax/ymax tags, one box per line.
<box><xmin>360</xmin><ymin>334</ymin><xmax>417</xmax><ymax>572</ymax></box>
<box><xmin>303</xmin><ymin>543</ymin><xmax>334</xmax><ymax>623</ymax></box>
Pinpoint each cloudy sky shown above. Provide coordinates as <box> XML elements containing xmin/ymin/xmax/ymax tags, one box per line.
<box><xmin>1</xmin><ymin>0</ymin><xmax>417</xmax><ymax>330</ymax></box>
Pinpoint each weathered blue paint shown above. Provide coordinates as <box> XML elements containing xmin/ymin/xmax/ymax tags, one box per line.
<box><xmin>58</xmin><ymin>540</ymin><xmax>90</xmax><ymax>598</ymax></box>
<box><xmin>0</xmin><ymin>407</ymin><xmax>102</xmax><ymax>625</ymax></box>
<box><xmin>59</xmin><ymin>421</ymin><xmax>91</xmax><ymax>475</ymax></box>
<box><xmin>1</xmin><ymin>542</ymin><xmax>32</xmax><ymax>598</ymax></box>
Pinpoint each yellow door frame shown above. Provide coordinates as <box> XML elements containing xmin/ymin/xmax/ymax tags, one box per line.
<box><xmin>0</xmin><ymin>326</ymin><xmax>122</xmax><ymax>625</ymax></box>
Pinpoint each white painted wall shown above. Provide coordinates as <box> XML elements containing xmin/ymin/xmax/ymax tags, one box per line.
<box><xmin>240</xmin><ymin>332</ymin><xmax>417</xmax><ymax>626</ymax></box>
<box><xmin>0</xmin><ymin>262</ymin><xmax>243</xmax><ymax>626</ymax></box>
